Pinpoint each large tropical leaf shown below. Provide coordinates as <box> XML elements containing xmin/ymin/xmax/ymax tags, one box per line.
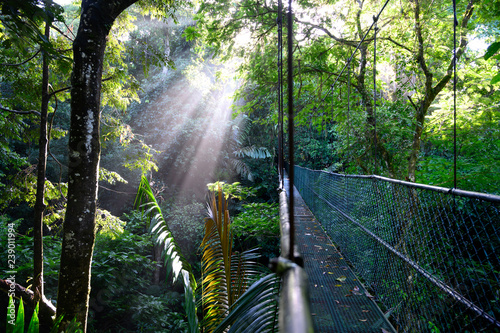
<box><xmin>230</xmin><ymin>159</ymin><xmax>254</xmax><ymax>182</ymax></box>
<box><xmin>6</xmin><ymin>296</ymin><xmax>23</xmax><ymax>333</ymax></box>
<box><xmin>201</xmin><ymin>187</ymin><xmax>233</xmax><ymax>332</ymax></box>
<box><xmin>26</xmin><ymin>302</ymin><xmax>39</xmax><ymax>333</ymax></box>
<box><xmin>212</xmin><ymin>273</ymin><xmax>280</xmax><ymax>333</ymax></box>
<box><xmin>233</xmin><ymin>146</ymin><xmax>271</xmax><ymax>159</ymax></box>
<box><xmin>200</xmin><ymin>186</ymin><xmax>272</xmax><ymax>332</ymax></box>
<box><xmin>224</xmin><ymin>114</ymin><xmax>271</xmax><ymax>181</ymax></box>
<box><xmin>135</xmin><ymin>175</ymin><xmax>199</xmax><ymax>333</ymax></box>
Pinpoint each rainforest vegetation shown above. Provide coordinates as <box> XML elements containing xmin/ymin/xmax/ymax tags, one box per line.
<box><xmin>0</xmin><ymin>0</ymin><xmax>498</xmax><ymax>331</ymax></box>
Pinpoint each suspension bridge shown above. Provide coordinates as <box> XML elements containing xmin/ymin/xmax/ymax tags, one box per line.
<box><xmin>277</xmin><ymin>167</ymin><xmax>500</xmax><ymax>332</ymax></box>
<box><xmin>272</xmin><ymin>0</ymin><xmax>500</xmax><ymax>332</ymax></box>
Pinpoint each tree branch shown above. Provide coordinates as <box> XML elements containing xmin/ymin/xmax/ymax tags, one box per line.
<box><xmin>99</xmin><ymin>185</ymin><xmax>135</xmax><ymax>195</ymax></box>
<box><xmin>296</xmin><ymin>19</ymin><xmax>358</xmax><ymax>46</ymax></box>
<box><xmin>1</xmin><ymin>75</ymin><xmax>114</xmax><ymax>117</ymax></box>
<box><xmin>407</xmin><ymin>95</ymin><xmax>418</xmax><ymax>111</ymax></box>
<box><xmin>414</xmin><ymin>0</ymin><xmax>432</xmax><ymax>96</ymax></box>
<box><xmin>0</xmin><ymin>278</ymin><xmax>56</xmax><ymax>320</ymax></box>
<box><xmin>49</xmin><ymin>24</ymin><xmax>74</xmax><ymax>43</ymax></box>
<box><xmin>0</xmin><ymin>104</ymin><xmax>41</xmax><ymax>116</ymax></box>
<box><xmin>48</xmin><ymin>86</ymin><xmax>71</xmax><ymax>97</ymax></box>
<box><xmin>0</xmin><ymin>49</ymin><xmax>41</xmax><ymax>67</ymax></box>
<box><xmin>48</xmin><ymin>76</ymin><xmax>113</xmax><ymax>98</ymax></box>
<box><xmin>382</xmin><ymin>37</ymin><xmax>414</xmax><ymax>53</ymax></box>
<box><xmin>432</xmin><ymin>0</ymin><xmax>476</xmax><ymax>95</ymax></box>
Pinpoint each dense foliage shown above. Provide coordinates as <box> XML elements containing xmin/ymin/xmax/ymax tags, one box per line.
<box><xmin>192</xmin><ymin>0</ymin><xmax>499</xmax><ymax>193</ymax></box>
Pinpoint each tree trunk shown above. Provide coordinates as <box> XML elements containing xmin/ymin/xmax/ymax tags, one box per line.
<box><xmin>33</xmin><ymin>21</ymin><xmax>50</xmax><ymax>305</ymax></box>
<box><xmin>353</xmin><ymin>3</ymin><xmax>395</xmax><ymax>177</ymax></box>
<box><xmin>153</xmin><ymin>245</ymin><xmax>162</xmax><ymax>285</ymax></box>
<box><xmin>407</xmin><ymin>0</ymin><xmax>477</xmax><ymax>182</ymax></box>
<box><xmin>56</xmin><ymin>1</ymin><xmax>137</xmax><ymax>330</ymax></box>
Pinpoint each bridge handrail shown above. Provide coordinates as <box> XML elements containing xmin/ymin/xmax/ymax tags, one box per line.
<box><xmin>274</xmin><ymin>185</ymin><xmax>314</xmax><ymax>333</ymax></box>
<box><xmin>297</xmin><ymin>166</ymin><xmax>500</xmax><ymax>203</ymax></box>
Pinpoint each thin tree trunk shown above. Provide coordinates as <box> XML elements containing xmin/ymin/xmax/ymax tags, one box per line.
<box><xmin>33</xmin><ymin>19</ymin><xmax>50</xmax><ymax>306</ymax></box>
<box><xmin>353</xmin><ymin>3</ymin><xmax>395</xmax><ymax>177</ymax></box>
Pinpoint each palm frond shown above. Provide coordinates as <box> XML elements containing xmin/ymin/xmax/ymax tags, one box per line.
<box><xmin>201</xmin><ymin>187</ymin><xmax>233</xmax><ymax>331</ymax></box>
<box><xmin>135</xmin><ymin>175</ymin><xmax>199</xmax><ymax>333</ymax></box>
<box><xmin>200</xmin><ymin>186</ymin><xmax>276</xmax><ymax>333</ymax></box>
<box><xmin>228</xmin><ymin>114</ymin><xmax>271</xmax><ymax>182</ymax></box>
<box><xmin>230</xmin><ymin>158</ymin><xmax>254</xmax><ymax>181</ymax></box>
<box><xmin>212</xmin><ymin>273</ymin><xmax>281</xmax><ymax>333</ymax></box>
<box><xmin>233</xmin><ymin>146</ymin><xmax>271</xmax><ymax>159</ymax></box>
<box><xmin>230</xmin><ymin>249</ymin><xmax>268</xmax><ymax>302</ymax></box>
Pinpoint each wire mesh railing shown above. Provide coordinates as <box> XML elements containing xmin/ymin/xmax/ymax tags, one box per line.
<box><xmin>294</xmin><ymin>165</ymin><xmax>500</xmax><ymax>332</ymax></box>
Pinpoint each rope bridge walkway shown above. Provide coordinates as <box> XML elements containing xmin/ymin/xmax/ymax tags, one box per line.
<box><xmin>288</xmin><ymin>165</ymin><xmax>500</xmax><ymax>332</ymax></box>
<box><xmin>284</xmin><ymin>176</ymin><xmax>396</xmax><ymax>333</ymax></box>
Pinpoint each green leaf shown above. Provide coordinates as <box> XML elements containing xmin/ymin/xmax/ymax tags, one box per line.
<box><xmin>15</xmin><ymin>299</ymin><xmax>24</xmax><ymax>332</ymax></box>
<box><xmin>49</xmin><ymin>315</ymin><xmax>65</xmax><ymax>333</ymax></box>
<box><xmin>6</xmin><ymin>296</ymin><xmax>18</xmax><ymax>333</ymax></box>
<box><xmin>484</xmin><ymin>42</ymin><xmax>500</xmax><ymax>60</ymax></box>
<box><xmin>27</xmin><ymin>303</ymin><xmax>39</xmax><ymax>333</ymax></box>
<box><xmin>7</xmin><ymin>297</ymin><xmax>25</xmax><ymax>333</ymax></box>
<box><xmin>183</xmin><ymin>26</ymin><xmax>201</xmax><ymax>41</ymax></box>
<box><xmin>212</xmin><ymin>273</ymin><xmax>280</xmax><ymax>333</ymax></box>
<box><xmin>134</xmin><ymin>176</ymin><xmax>199</xmax><ymax>333</ymax></box>
<box><xmin>491</xmin><ymin>72</ymin><xmax>500</xmax><ymax>85</ymax></box>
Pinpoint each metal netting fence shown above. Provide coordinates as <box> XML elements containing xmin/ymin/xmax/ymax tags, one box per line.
<box><xmin>294</xmin><ymin>165</ymin><xmax>500</xmax><ymax>332</ymax></box>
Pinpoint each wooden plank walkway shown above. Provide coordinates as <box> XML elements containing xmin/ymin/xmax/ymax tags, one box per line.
<box><xmin>285</xmin><ymin>178</ymin><xmax>396</xmax><ymax>333</ymax></box>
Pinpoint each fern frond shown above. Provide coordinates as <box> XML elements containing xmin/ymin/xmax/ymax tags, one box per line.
<box><xmin>135</xmin><ymin>175</ymin><xmax>199</xmax><ymax>333</ymax></box>
<box><xmin>234</xmin><ymin>145</ymin><xmax>271</xmax><ymax>159</ymax></box>
<box><xmin>230</xmin><ymin>158</ymin><xmax>254</xmax><ymax>181</ymax></box>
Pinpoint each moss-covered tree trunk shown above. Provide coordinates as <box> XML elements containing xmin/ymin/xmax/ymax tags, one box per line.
<box><xmin>56</xmin><ymin>0</ymin><xmax>137</xmax><ymax>330</ymax></box>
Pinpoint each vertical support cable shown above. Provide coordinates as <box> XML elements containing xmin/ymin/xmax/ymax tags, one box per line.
<box><xmin>287</xmin><ymin>0</ymin><xmax>295</xmax><ymax>261</ymax></box>
<box><xmin>280</xmin><ymin>36</ymin><xmax>284</xmax><ymax>188</ymax></box>
<box><xmin>372</xmin><ymin>17</ymin><xmax>381</xmax><ymax>281</ymax></box>
<box><xmin>453</xmin><ymin>0</ymin><xmax>458</xmax><ymax>189</ymax></box>
<box><xmin>346</xmin><ymin>60</ymin><xmax>351</xmax><ymax>228</ymax></box>
<box><xmin>280</xmin><ymin>49</ymin><xmax>285</xmax><ymax>188</ymax></box>
<box><xmin>347</xmin><ymin>59</ymin><xmax>351</xmax><ymax>163</ymax></box>
<box><xmin>373</xmin><ymin>17</ymin><xmax>378</xmax><ymax>175</ymax></box>
<box><xmin>278</xmin><ymin>0</ymin><xmax>284</xmax><ymax>189</ymax></box>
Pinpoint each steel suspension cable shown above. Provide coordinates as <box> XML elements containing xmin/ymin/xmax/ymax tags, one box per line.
<box><xmin>277</xmin><ymin>0</ymin><xmax>284</xmax><ymax>188</ymax></box>
<box><xmin>373</xmin><ymin>18</ymin><xmax>378</xmax><ymax>175</ymax></box>
<box><xmin>347</xmin><ymin>60</ymin><xmax>351</xmax><ymax>155</ymax></box>
<box><xmin>280</xmin><ymin>11</ymin><xmax>285</xmax><ymax>190</ymax></box>
<box><xmin>287</xmin><ymin>0</ymin><xmax>295</xmax><ymax>261</ymax></box>
<box><xmin>453</xmin><ymin>0</ymin><xmax>458</xmax><ymax>189</ymax></box>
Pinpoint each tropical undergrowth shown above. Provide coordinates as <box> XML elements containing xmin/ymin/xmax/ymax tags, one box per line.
<box><xmin>133</xmin><ymin>177</ymin><xmax>281</xmax><ymax>333</ymax></box>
